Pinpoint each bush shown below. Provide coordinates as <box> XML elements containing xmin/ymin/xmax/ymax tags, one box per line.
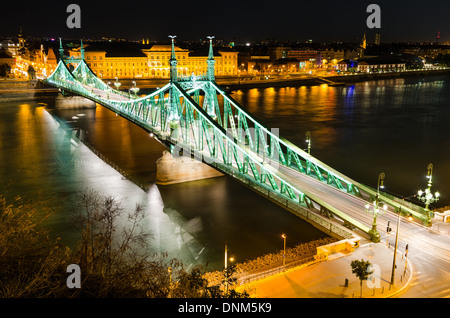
<box><xmin>0</xmin><ymin>191</ymin><xmax>250</xmax><ymax>298</ymax></box>
<box><xmin>0</xmin><ymin>195</ymin><xmax>70</xmax><ymax>297</ymax></box>
<box><xmin>203</xmin><ymin>237</ymin><xmax>337</xmax><ymax>287</ymax></box>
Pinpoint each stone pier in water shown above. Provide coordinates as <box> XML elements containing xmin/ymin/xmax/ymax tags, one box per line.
<box><xmin>156</xmin><ymin>150</ymin><xmax>223</xmax><ymax>185</ymax></box>
<box><xmin>55</xmin><ymin>93</ymin><xmax>96</xmax><ymax>109</ymax></box>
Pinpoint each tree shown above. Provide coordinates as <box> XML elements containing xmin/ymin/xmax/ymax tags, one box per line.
<box><xmin>172</xmin><ymin>265</ymin><xmax>209</xmax><ymax>298</ymax></box>
<box><xmin>0</xmin><ymin>64</ymin><xmax>11</xmax><ymax>77</ymax></box>
<box><xmin>68</xmin><ymin>190</ymin><xmax>160</xmax><ymax>297</ymax></box>
<box><xmin>27</xmin><ymin>65</ymin><xmax>36</xmax><ymax>80</ymax></box>
<box><xmin>68</xmin><ymin>190</ymin><xmax>234</xmax><ymax>298</ymax></box>
<box><xmin>350</xmin><ymin>259</ymin><xmax>373</xmax><ymax>298</ymax></box>
<box><xmin>0</xmin><ymin>195</ymin><xmax>70</xmax><ymax>297</ymax></box>
<box><xmin>0</xmin><ymin>191</ymin><xmax>250</xmax><ymax>298</ymax></box>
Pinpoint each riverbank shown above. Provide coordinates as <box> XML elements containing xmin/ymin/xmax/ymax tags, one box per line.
<box><xmin>221</xmin><ymin>68</ymin><xmax>450</xmax><ymax>91</ymax></box>
<box><xmin>0</xmin><ymin>79</ymin><xmax>58</xmax><ymax>102</ymax></box>
<box><xmin>1</xmin><ymin>68</ymin><xmax>449</xmax><ymax>101</ymax></box>
<box><xmin>96</xmin><ymin>68</ymin><xmax>450</xmax><ymax>90</ymax></box>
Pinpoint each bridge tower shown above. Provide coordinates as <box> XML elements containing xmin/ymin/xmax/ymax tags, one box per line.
<box><xmin>206</xmin><ymin>36</ymin><xmax>215</xmax><ymax>81</ymax></box>
<box><xmin>167</xmin><ymin>35</ymin><xmax>179</xmax><ymax>122</ymax></box>
<box><xmin>169</xmin><ymin>35</ymin><xmax>178</xmax><ymax>83</ymax></box>
<box><xmin>204</xmin><ymin>36</ymin><xmax>218</xmax><ymax>118</ymax></box>
<box><xmin>59</xmin><ymin>38</ymin><xmax>64</xmax><ymax>60</ymax></box>
<box><xmin>80</xmin><ymin>39</ymin><xmax>85</xmax><ymax>61</ymax></box>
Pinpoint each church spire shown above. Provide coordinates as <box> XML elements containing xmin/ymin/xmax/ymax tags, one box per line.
<box><xmin>361</xmin><ymin>33</ymin><xmax>367</xmax><ymax>49</ymax></box>
<box><xmin>18</xmin><ymin>26</ymin><xmax>25</xmax><ymax>49</ymax></box>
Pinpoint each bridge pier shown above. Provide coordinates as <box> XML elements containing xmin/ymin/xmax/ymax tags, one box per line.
<box><xmin>54</xmin><ymin>92</ymin><xmax>96</xmax><ymax>109</ymax></box>
<box><xmin>156</xmin><ymin>150</ymin><xmax>223</xmax><ymax>185</ymax></box>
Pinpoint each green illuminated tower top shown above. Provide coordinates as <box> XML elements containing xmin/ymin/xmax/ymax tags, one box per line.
<box><xmin>59</xmin><ymin>38</ymin><xmax>64</xmax><ymax>61</ymax></box>
<box><xmin>207</xmin><ymin>36</ymin><xmax>215</xmax><ymax>81</ymax></box>
<box><xmin>80</xmin><ymin>39</ymin><xmax>85</xmax><ymax>61</ymax></box>
<box><xmin>169</xmin><ymin>35</ymin><xmax>178</xmax><ymax>83</ymax></box>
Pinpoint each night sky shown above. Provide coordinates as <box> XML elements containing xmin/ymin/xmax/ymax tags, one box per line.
<box><xmin>1</xmin><ymin>0</ymin><xmax>449</xmax><ymax>42</ymax></box>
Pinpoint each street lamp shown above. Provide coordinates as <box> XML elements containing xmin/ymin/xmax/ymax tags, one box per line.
<box><xmin>223</xmin><ymin>243</ymin><xmax>235</xmax><ymax>295</ymax></box>
<box><xmin>365</xmin><ymin>172</ymin><xmax>387</xmax><ymax>242</ymax></box>
<box><xmin>281</xmin><ymin>234</ymin><xmax>287</xmax><ymax>270</ymax></box>
<box><xmin>223</xmin><ymin>243</ymin><xmax>236</xmax><ymax>296</ymax></box>
<box><xmin>130</xmin><ymin>80</ymin><xmax>140</xmax><ymax>96</ymax></box>
<box><xmin>114</xmin><ymin>77</ymin><xmax>121</xmax><ymax>91</ymax></box>
<box><xmin>305</xmin><ymin>131</ymin><xmax>311</xmax><ymax>155</ymax></box>
<box><xmin>417</xmin><ymin>163</ymin><xmax>439</xmax><ymax>225</ymax></box>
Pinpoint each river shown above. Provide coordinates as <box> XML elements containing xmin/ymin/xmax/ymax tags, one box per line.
<box><xmin>0</xmin><ymin>73</ymin><xmax>448</xmax><ymax>270</ymax></box>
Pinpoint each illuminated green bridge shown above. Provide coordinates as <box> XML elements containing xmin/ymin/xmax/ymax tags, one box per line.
<box><xmin>45</xmin><ymin>37</ymin><xmax>427</xmax><ymax>242</ymax></box>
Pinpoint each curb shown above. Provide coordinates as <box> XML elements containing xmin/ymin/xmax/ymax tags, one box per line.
<box><xmin>384</xmin><ymin>253</ymin><xmax>414</xmax><ymax>298</ymax></box>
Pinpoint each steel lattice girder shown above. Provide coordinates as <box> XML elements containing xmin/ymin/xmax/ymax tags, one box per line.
<box><xmin>46</xmin><ymin>60</ymin><xmax>359</xmax><ymax>203</ymax></box>
<box><xmin>44</xmin><ymin>60</ymin><xmax>389</xmax><ymax>235</ymax></box>
<box><xmin>181</xmin><ymin>80</ymin><xmax>361</xmax><ymax>197</ymax></box>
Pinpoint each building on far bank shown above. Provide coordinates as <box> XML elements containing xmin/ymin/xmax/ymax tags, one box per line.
<box><xmin>336</xmin><ymin>57</ymin><xmax>406</xmax><ymax>73</ymax></box>
<box><xmin>287</xmin><ymin>49</ymin><xmax>321</xmax><ymax>68</ymax></box>
<box><xmin>14</xmin><ymin>42</ymin><xmax>57</xmax><ymax>78</ymax></box>
<box><xmin>357</xmin><ymin>57</ymin><xmax>406</xmax><ymax>73</ymax></box>
<box><xmin>336</xmin><ymin>59</ymin><xmax>358</xmax><ymax>72</ymax></box>
<box><xmin>268</xmin><ymin>46</ymin><xmax>290</xmax><ymax>60</ymax></box>
<box><xmin>68</xmin><ymin>43</ymin><xmax>238</xmax><ymax>79</ymax></box>
<box><xmin>0</xmin><ymin>40</ymin><xmax>21</xmax><ymax>57</ymax></box>
<box><xmin>375</xmin><ymin>33</ymin><xmax>381</xmax><ymax>45</ymax></box>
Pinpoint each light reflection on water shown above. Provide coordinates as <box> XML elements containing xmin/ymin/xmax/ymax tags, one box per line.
<box><xmin>231</xmin><ymin>75</ymin><xmax>449</xmax><ymax>206</ymax></box>
<box><xmin>1</xmin><ymin>74</ymin><xmax>449</xmax><ymax>270</ymax></box>
<box><xmin>0</xmin><ymin>102</ymin><xmax>329</xmax><ymax>271</ymax></box>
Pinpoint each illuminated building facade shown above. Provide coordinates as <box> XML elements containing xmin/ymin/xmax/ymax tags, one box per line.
<box><xmin>68</xmin><ymin>43</ymin><xmax>238</xmax><ymax>79</ymax></box>
<box><xmin>14</xmin><ymin>44</ymin><xmax>57</xmax><ymax>79</ymax></box>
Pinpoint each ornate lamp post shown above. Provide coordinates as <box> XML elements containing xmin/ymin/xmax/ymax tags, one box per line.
<box><xmin>130</xmin><ymin>80</ymin><xmax>140</xmax><ymax>96</ymax></box>
<box><xmin>114</xmin><ymin>77</ymin><xmax>121</xmax><ymax>91</ymax></box>
<box><xmin>417</xmin><ymin>163</ymin><xmax>440</xmax><ymax>226</ymax></box>
<box><xmin>365</xmin><ymin>172</ymin><xmax>388</xmax><ymax>242</ymax></box>
<box><xmin>223</xmin><ymin>243</ymin><xmax>236</xmax><ymax>296</ymax></box>
<box><xmin>305</xmin><ymin>131</ymin><xmax>311</xmax><ymax>155</ymax></box>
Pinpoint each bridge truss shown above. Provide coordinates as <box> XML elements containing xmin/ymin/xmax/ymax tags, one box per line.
<box><xmin>45</xmin><ymin>37</ymin><xmax>427</xmax><ymax>241</ymax></box>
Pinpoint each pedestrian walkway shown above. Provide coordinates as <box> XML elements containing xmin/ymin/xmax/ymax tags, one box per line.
<box><xmin>236</xmin><ymin>238</ymin><xmax>413</xmax><ymax>298</ymax></box>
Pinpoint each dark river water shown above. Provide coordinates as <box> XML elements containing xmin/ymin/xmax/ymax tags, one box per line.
<box><xmin>1</xmin><ymin>73</ymin><xmax>449</xmax><ymax>270</ymax></box>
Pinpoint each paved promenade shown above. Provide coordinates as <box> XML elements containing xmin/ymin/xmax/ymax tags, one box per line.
<box><xmin>236</xmin><ymin>215</ymin><xmax>450</xmax><ymax>298</ymax></box>
<box><xmin>237</xmin><ymin>238</ymin><xmax>413</xmax><ymax>298</ymax></box>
